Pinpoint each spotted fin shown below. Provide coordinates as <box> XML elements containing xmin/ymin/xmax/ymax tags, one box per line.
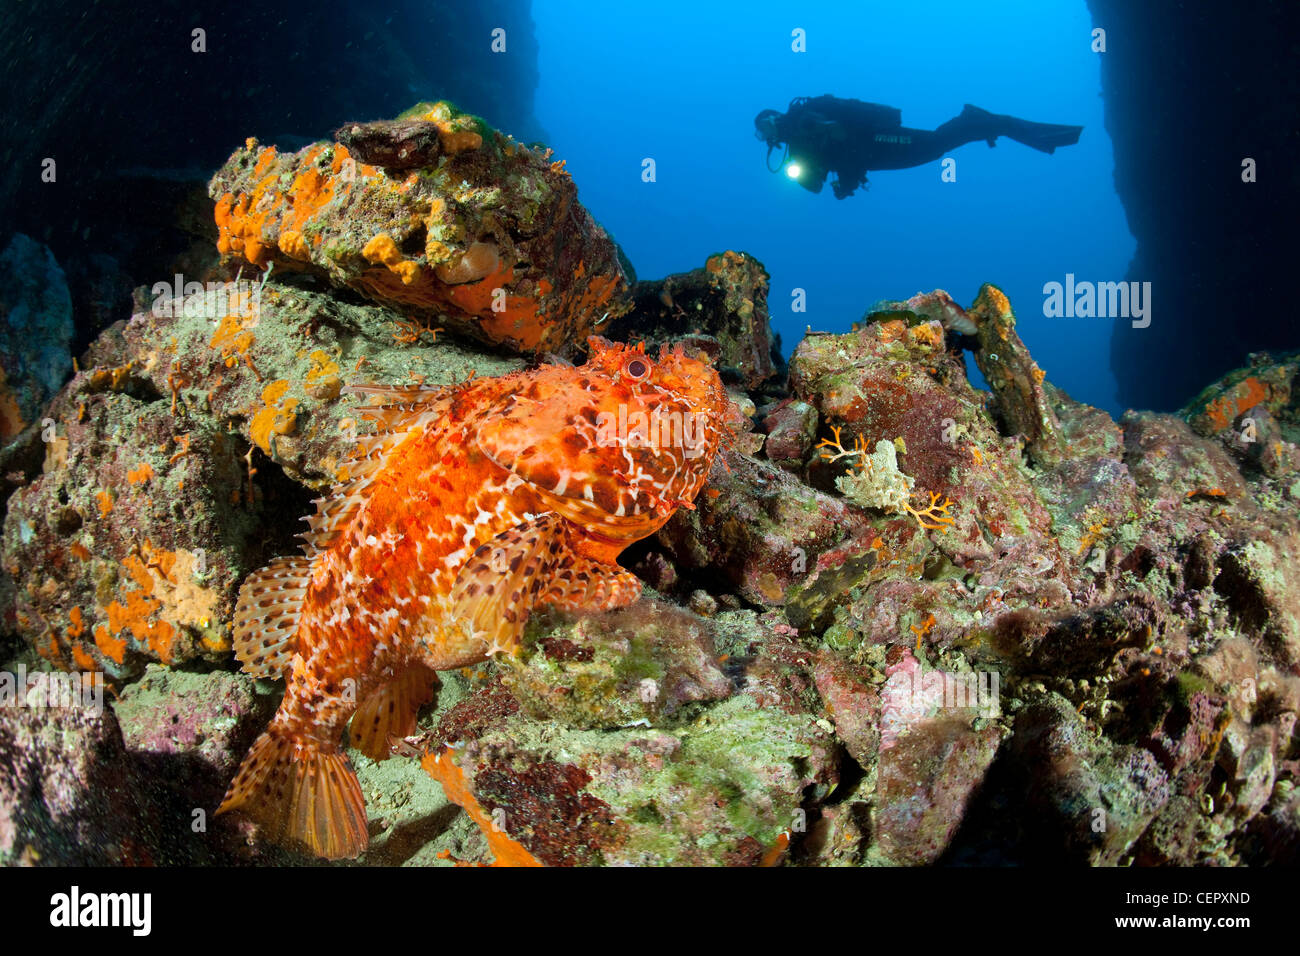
<box><xmin>298</xmin><ymin>383</ymin><xmax>452</xmax><ymax>554</ymax></box>
<box><xmin>540</xmin><ymin>555</ymin><xmax>643</xmax><ymax>612</ymax></box>
<box><xmin>348</xmin><ymin>665</ymin><xmax>438</xmax><ymax>761</ymax></box>
<box><xmin>448</xmin><ymin>512</ymin><xmax>573</xmax><ymax>657</ymax></box>
<box><xmin>216</xmin><ymin>728</ymin><xmax>368</xmax><ymax>860</ymax></box>
<box><xmin>341</xmin><ymin>379</ymin><xmax>477</xmax><ymax>407</ymax></box>
<box><xmin>233</xmin><ymin>556</ymin><xmax>313</xmax><ymax>677</ymax></box>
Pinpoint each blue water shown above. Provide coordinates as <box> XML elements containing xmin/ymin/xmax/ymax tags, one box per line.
<box><xmin>533</xmin><ymin>0</ymin><xmax>1134</xmax><ymax>414</ymax></box>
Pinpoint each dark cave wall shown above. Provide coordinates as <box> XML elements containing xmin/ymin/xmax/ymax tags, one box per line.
<box><xmin>1</xmin><ymin>0</ymin><xmax>545</xmax><ymax>195</ymax></box>
<box><xmin>1087</xmin><ymin>0</ymin><xmax>1300</xmax><ymax>411</ymax></box>
<box><xmin>1</xmin><ymin>0</ymin><xmax>544</xmax><ymax>346</ymax></box>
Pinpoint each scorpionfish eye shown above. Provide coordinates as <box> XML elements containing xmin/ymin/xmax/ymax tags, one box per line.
<box><xmin>621</xmin><ymin>355</ymin><xmax>653</xmax><ymax>382</ymax></box>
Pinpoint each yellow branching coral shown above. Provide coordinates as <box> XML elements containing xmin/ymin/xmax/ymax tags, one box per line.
<box><xmin>818</xmin><ymin>426</ymin><xmax>956</xmax><ymax>532</ymax></box>
<box><xmin>817</xmin><ymin>424</ymin><xmax>869</xmax><ymax>466</ymax></box>
<box><xmin>908</xmin><ymin>490</ymin><xmax>957</xmax><ymax>531</ymax></box>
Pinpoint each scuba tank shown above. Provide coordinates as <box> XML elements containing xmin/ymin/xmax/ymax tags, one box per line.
<box><xmin>790</xmin><ymin>96</ymin><xmax>903</xmax><ymax>130</ymax></box>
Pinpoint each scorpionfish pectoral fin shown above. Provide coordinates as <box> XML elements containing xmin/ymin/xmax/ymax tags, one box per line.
<box><xmin>231</xmin><ymin>555</ymin><xmax>314</xmax><ymax>677</ymax></box>
<box><xmin>540</xmin><ymin>552</ymin><xmax>643</xmax><ymax>612</ymax></box>
<box><xmin>446</xmin><ymin>511</ymin><xmax>638</xmax><ymax>658</ymax></box>
<box><xmin>448</xmin><ymin>511</ymin><xmax>568</xmax><ymax>658</ymax></box>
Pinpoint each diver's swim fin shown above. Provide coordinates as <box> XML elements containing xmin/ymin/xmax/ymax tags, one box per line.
<box><xmin>960</xmin><ymin>104</ymin><xmax>1082</xmax><ymax>154</ymax></box>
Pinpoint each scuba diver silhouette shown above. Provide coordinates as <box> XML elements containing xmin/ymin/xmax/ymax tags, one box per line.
<box><xmin>754</xmin><ymin>95</ymin><xmax>1083</xmax><ymax>198</ymax></box>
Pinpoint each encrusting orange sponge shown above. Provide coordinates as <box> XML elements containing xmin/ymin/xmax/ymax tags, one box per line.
<box><xmin>207</xmin><ymin>102</ymin><xmax>631</xmax><ymax>354</ymax></box>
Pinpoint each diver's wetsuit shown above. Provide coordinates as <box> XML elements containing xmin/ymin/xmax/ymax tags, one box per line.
<box><xmin>756</xmin><ymin>95</ymin><xmax>1083</xmax><ymax>198</ymax></box>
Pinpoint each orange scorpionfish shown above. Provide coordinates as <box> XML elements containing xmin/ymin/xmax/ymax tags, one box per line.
<box><xmin>216</xmin><ymin>336</ymin><xmax>730</xmax><ymax>858</ymax></box>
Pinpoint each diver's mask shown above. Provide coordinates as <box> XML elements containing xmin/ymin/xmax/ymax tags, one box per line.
<box><xmin>753</xmin><ymin>109</ymin><xmax>782</xmax><ymax>146</ymax></box>
<box><xmin>755</xmin><ymin>111</ymin><xmax>790</xmax><ymax>173</ymax></box>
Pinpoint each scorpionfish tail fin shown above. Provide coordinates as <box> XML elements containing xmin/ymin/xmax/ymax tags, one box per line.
<box><xmin>216</xmin><ymin>728</ymin><xmax>368</xmax><ymax>860</ymax></box>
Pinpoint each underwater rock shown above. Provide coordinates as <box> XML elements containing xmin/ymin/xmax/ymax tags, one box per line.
<box><xmin>1222</xmin><ymin>405</ymin><xmax>1300</xmax><ymax>480</ymax></box>
<box><xmin>1226</xmin><ymin>726</ymin><xmax>1277</xmax><ymax>823</ymax></box>
<box><xmin>920</xmin><ymin>283</ymin><xmax>1134</xmax><ymax>490</ymax></box>
<box><xmin>1142</xmin><ymin>683</ymin><xmax>1228</xmax><ymax>785</ymax></box>
<box><xmin>1191</xmin><ymin>636</ymin><xmax>1260</xmax><ymax>711</ymax></box>
<box><xmin>1133</xmin><ymin>794</ymin><xmax>1209</xmax><ymax>866</ymax></box>
<box><xmin>805</xmin><ymin>285</ymin><xmax>1140</xmax><ymax>601</ymax></box>
<box><xmin>0</xmin><ymin>673</ymin><xmax>146</xmax><ymax>865</ymax></box>
<box><xmin>786</xmin><ymin>303</ymin><xmax>1080</xmax><ymax>646</ymax></box>
<box><xmin>807</xmin><ymin>644</ymin><xmax>1006</xmax><ymax>866</ymax></box>
<box><xmin>0</xmin><ymin>234</ymin><xmax>74</xmax><ymax>442</ymax></box>
<box><xmin>103</xmin><ymin>279</ymin><xmax>524</xmax><ymax>490</ymax></box>
<box><xmin>963</xmin><ymin>284</ymin><xmax>1067</xmax><ymax>468</ymax></box>
<box><xmin>418</xmin><ymin>689</ymin><xmax>833</xmax><ymax>866</ymax></box>
<box><xmin>209</xmin><ymin>102</ymin><xmax>630</xmax><ymax>354</ymax></box>
<box><xmin>1213</xmin><ymin>532</ymin><xmax>1300</xmax><ymax>668</ymax></box>
<box><xmin>1181</xmin><ymin>352</ymin><xmax>1297</xmax><ymax>439</ymax></box>
<box><xmin>1122</xmin><ymin>411</ymin><xmax>1251</xmax><ymax>503</ymax></box>
<box><xmin>501</xmin><ymin>599</ymin><xmax>731</xmax><ymax>729</ymax></box>
<box><xmin>1</xmin><ymin>393</ymin><xmax>248</xmax><ymax>678</ymax></box>
<box><xmin>737</xmin><ymin>613</ymin><xmax>826</xmax><ymax>716</ymax></box>
<box><xmin>1011</xmin><ymin>693</ymin><xmax>1172</xmax><ymax>864</ymax></box>
<box><xmin>610</xmin><ymin>250</ymin><xmax>780</xmax><ymax>391</ymax></box>
<box><xmin>875</xmin><ymin>717</ymin><xmax>1002</xmax><ymax>865</ymax></box>
<box><xmin>796</xmin><ymin>799</ymin><xmax>872</xmax><ymax>867</ymax></box>
<box><xmin>110</xmin><ymin>664</ymin><xmax>286</xmax><ymax>864</ymax></box>
<box><xmin>980</xmin><ymin>594</ymin><xmax>1164</xmax><ymax>676</ymax></box>
<box><xmin>1179</xmin><ymin>351</ymin><xmax>1300</xmax><ymax>483</ymax></box>
<box><xmin>866</xmin><ymin>647</ymin><xmax>1004</xmax><ymax>864</ymax></box>
<box><xmin>790</xmin><ymin>307</ymin><xmax>1055</xmax><ymax>545</ymax></box>
<box><xmin>860</xmin><ymin>288</ymin><xmax>978</xmax><ymax>339</ymax></box>
<box><xmin>404</xmin><ymin>609</ymin><xmax>839</xmax><ymax>866</ymax></box>
<box><xmin>1028</xmin><ymin>397</ymin><xmax>1139</xmax><ymax>585</ymax></box>
<box><xmin>811</xmin><ymin>650</ymin><xmax>881</xmax><ymax>767</ymax></box>
<box><xmin>760</xmin><ymin>397</ymin><xmax>818</xmax><ymax>470</ymax></box>
<box><xmin>1244</xmin><ymin>784</ymin><xmax>1300</xmax><ymax>865</ymax></box>
<box><xmin>656</xmin><ymin>449</ymin><xmax>875</xmax><ymax>609</ymax></box>
<box><xmin>113</xmin><ymin>664</ymin><xmax>276</xmax><ymax>784</ymax></box>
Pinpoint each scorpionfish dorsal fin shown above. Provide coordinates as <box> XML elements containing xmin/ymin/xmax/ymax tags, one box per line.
<box><xmin>296</xmin><ymin>382</ymin><xmax>453</xmax><ymax>554</ymax></box>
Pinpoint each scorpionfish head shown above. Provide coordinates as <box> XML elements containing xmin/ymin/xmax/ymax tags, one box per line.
<box><xmin>476</xmin><ymin>336</ymin><xmax>732</xmax><ymax>541</ymax></box>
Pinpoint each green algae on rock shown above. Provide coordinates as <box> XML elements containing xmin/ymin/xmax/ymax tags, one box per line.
<box><xmin>420</xmin><ymin>686</ymin><xmax>834</xmax><ymax>866</ymax></box>
<box><xmin>502</xmin><ymin>599</ymin><xmax>731</xmax><ymax>730</ymax></box>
